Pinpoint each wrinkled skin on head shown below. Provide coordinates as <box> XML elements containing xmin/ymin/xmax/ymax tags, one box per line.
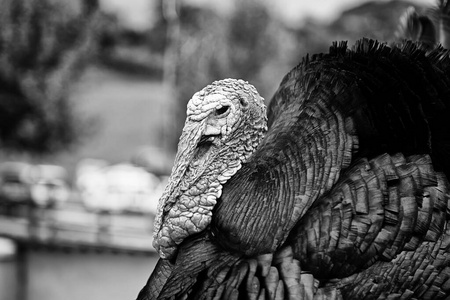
<box><xmin>153</xmin><ymin>79</ymin><xmax>267</xmax><ymax>259</ymax></box>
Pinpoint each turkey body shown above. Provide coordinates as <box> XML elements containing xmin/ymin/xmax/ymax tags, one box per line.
<box><xmin>138</xmin><ymin>39</ymin><xmax>450</xmax><ymax>300</ymax></box>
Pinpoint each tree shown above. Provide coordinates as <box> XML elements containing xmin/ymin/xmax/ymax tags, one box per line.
<box><xmin>226</xmin><ymin>0</ymin><xmax>277</xmax><ymax>81</ymax></box>
<box><xmin>0</xmin><ymin>0</ymin><xmax>98</xmax><ymax>154</ymax></box>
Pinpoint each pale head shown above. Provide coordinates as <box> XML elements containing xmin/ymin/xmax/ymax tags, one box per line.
<box><xmin>153</xmin><ymin>79</ymin><xmax>267</xmax><ymax>259</ymax></box>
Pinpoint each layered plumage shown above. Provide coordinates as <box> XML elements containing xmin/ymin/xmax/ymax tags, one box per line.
<box><xmin>138</xmin><ymin>39</ymin><xmax>450</xmax><ymax>300</ymax></box>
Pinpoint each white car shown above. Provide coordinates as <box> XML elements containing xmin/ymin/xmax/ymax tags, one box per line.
<box><xmin>76</xmin><ymin>160</ymin><xmax>162</xmax><ymax>213</ymax></box>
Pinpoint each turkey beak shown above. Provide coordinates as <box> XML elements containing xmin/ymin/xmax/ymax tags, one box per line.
<box><xmin>168</xmin><ymin>118</ymin><xmax>208</xmax><ymax>190</ymax></box>
<box><xmin>153</xmin><ymin>117</ymin><xmax>210</xmax><ymax>259</ymax></box>
<box><xmin>159</xmin><ymin>117</ymin><xmax>208</xmax><ymax>210</ymax></box>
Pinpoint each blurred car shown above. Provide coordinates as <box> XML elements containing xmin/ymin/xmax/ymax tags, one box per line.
<box><xmin>76</xmin><ymin>160</ymin><xmax>163</xmax><ymax>213</ymax></box>
<box><xmin>0</xmin><ymin>162</ymin><xmax>70</xmax><ymax>207</ymax></box>
<box><xmin>0</xmin><ymin>162</ymin><xmax>34</xmax><ymax>203</ymax></box>
<box><xmin>29</xmin><ymin>165</ymin><xmax>71</xmax><ymax>207</ymax></box>
<box><xmin>75</xmin><ymin>159</ymin><xmax>110</xmax><ymax>211</ymax></box>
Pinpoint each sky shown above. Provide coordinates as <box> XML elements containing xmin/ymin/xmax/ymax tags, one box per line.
<box><xmin>99</xmin><ymin>0</ymin><xmax>436</xmax><ymax>30</ymax></box>
<box><xmin>99</xmin><ymin>0</ymin><xmax>155</xmax><ymax>30</ymax></box>
<box><xmin>265</xmin><ymin>0</ymin><xmax>434</xmax><ymax>26</ymax></box>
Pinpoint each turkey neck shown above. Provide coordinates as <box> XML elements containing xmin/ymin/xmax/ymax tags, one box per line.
<box><xmin>212</xmin><ymin>96</ymin><xmax>357</xmax><ymax>256</ymax></box>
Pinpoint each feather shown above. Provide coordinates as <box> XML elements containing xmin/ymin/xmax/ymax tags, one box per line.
<box><xmin>140</xmin><ymin>39</ymin><xmax>450</xmax><ymax>299</ymax></box>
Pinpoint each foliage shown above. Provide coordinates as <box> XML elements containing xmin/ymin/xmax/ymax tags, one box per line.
<box><xmin>226</xmin><ymin>0</ymin><xmax>277</xmax><ymax>80</ymax></box>
<box><xmin>0</xmin><ymin>0</ymin><xmax>98</xmax><ymax>154</ymax></box>
<box><xmin>419</xmin><ymin>0</ymin><xmax>450</xmax><ymax>48</ymax></box>
<box><xmin>333</xmin><ymin>1</ymin><xmax>419</xmax><ymax>42</ymax></box>
<box><xmin>167</xmin><ymin>0</ymin><xmax>281</xmax><ymax>148</ymax></box>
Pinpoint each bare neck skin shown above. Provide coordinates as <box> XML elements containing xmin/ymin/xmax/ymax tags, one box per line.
<box><xmin>153</xmin><ymin>79</ymin><xmax>267</xmax><ymax>260</ymax></box>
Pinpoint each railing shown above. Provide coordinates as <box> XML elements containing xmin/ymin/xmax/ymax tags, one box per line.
<box><xmin>0</xmin><ymin>201</ymin><xmax>156</xmax><ymax>254</ymax></box>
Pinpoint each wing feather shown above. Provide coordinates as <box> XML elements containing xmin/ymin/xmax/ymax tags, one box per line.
<box><xmin>212</xmin><ymin>39</ymin><xmax>450</xmax><ymax>257</ymax></box>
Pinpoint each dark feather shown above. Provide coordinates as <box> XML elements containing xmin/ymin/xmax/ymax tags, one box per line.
<box><xmin>139</xmin><ymin>39</ymin><xmax>450</xmax><ymax>299</ymax></box>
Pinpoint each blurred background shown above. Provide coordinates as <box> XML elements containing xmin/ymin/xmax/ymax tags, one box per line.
<box><xmin>0</xmin><ymin>0</ymin><xmax>436</xmax><ymax>299</ymax></box>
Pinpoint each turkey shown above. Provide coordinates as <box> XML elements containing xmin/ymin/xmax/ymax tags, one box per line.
<box><xmin>137</xmin><ymin>38</ymin><xmax>450</xmax><ymax>300</ymax></box>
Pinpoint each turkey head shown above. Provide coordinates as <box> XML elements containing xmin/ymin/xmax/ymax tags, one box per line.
<box><xmin>152</xmin><ymin>79</ymin><xmax>267</xmax><ymax>260</ymax></box>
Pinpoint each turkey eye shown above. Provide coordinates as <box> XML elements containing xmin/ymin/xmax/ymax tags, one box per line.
<box><xmin>216</xmin><ymin>106</ymin><xmax>229</xmax><ymax>116</ymax></box>
<box><xmin>239</xmin><ymin>96</ymin><xmax>248</xmax><ymax>107</ymax></box>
